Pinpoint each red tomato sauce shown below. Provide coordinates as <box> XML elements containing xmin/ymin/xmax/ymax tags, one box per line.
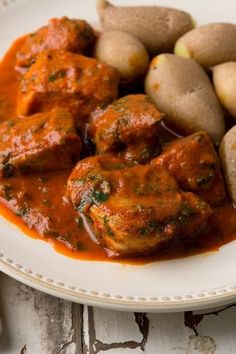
<box><xmin>0</xmin><ymin>36</ymin><xmax>236</xmax><ymax>264</ymax></box>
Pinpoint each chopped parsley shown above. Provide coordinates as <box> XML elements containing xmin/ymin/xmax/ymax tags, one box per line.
<box><xmin>92</xmin><ymin>190</ymin><xmax>109</xmax><ymax>203</ymax></box>
<box><xmin>75</xmin><ymin>216</ymin><xmax>84</xmax><ymax>228</ymax></box>
<box><xmin>1</xmin><ymin>162</ymin><xmax>15</xmax><ymax>178</ymax></box>
<box><xmin>48</xmin><ymin>70</ymin><xmax>66</xmax><ymax>82</ymax></box>
<box><xmin>177</xmin><ymin>202</ymin><xmax>195</xmax><ymax>226</ymax></box>
<box><xmin>77</xmin><ymin>181</ymin><xmax>110</xmax><ymax>212</ymax></box>
<box><xmin>76</xmin><ymin>241</ymin><xmax>86</xmax><ymax>251</ymax></box>
<box><xmin>196</xmin><ymin>173</ymin><xmax>214</xmax><ymax>187</ymax></box>
<box><xmin>2</xmin><ymin>184</ymin><xmax>12</xmax><ymax>201</ymax></box>
<box><xmin>16</xmin><ymin>205</ymin><xmax>29</xmax><ymax>217</ymax></box>
<box><xmin>103</xmin><ymin>216</ymin><xmax>114</xmax><ymax>237</ymax></box>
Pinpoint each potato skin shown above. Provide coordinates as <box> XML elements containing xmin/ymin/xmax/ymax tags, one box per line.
<box><xmin>219</xmin><ymin>126</ymin><xmax>236</xmax><ymax>204</ymax></box>
<box><xmin>175</xmin><ymin>23</ymin><xmax>236</xmax><ymax>68</ymax></box>
<box><xmin>145</xmin><ymin>54</ymin><xmax>225</xmax><ymax>144</ymax></box>
<box><xmin>97</xmin><ymin>0</ymin><xmax>194</xmax><ymax>54</ymax></box>
<box><xmin>95</xmin><ymin>31</ymin><xmax>149</xmax><ymax>81</ymax></box>
<box><xmin>213</xmin><ymin>62</ymin><xmax>236</xmax><ymax>118</ymax></box>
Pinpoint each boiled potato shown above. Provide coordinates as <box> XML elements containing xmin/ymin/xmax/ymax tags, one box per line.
<box><xmin>175</xmin><ymin>23</ymin><xmax>236</xmax><ymax>68</ymax></box>
<box><xmin>95</xmin><ymin>31</ymin><xmax>149</xmax><ymax>81</ymax></box>
<box><xmin>219</xmin><ymin>126</ymin><xmax>236</xmax><ymax>204</ymax></box>
<box><xmin>97</xmin><ymin>0</ymin><xmax>194</xmax><ymax>54</ymax></box>
<box><xmin>213</xmin><ymin>62</ymin><xmax>236</xmax><ymax>118</ymax></box>
<box><xmin>145</xmin><ymin>54</ymin><xmax>225</xmax><ymax>144</ymax></box>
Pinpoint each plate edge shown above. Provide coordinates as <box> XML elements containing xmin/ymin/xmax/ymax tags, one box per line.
<box><xmin>1</xmin><ymin>255</ymin><xmax>236</xmax><ymax>312</ymax></box>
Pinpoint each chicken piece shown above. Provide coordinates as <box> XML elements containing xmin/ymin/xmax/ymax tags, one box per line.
<box><xmin>67</xmin><ymin>155</ymin><xmax>212</xmax><ymax>256</ymax></box>
<box><xmin>89</xmin><ymin>95</ymin><xmax>164</xmax><ymax>163</ymax></box>
<box><xmin>0</xmin><ymin>108</ymin><xmax>81</xmax><ymax>176</ymax></box>
<box><xmin>17</xmin><ymin>50</ymin><xmax>120</xmax><ymax>122</ymax></box>
<box><xmin>152</xmin><ymin>131</ymin><xmax>225</xmax><ymax>206</ymax></box>
<box><xmin>67</xmin><ymin>155</ymin><xmax>134</xmax><ymax>210</ymax></box>
<box><xmin>16</xmin><ymin>17</ymin><xmax>95</xmax><ymax>68</ymax></box>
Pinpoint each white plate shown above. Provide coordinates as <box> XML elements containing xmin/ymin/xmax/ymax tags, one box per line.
<box><xmin>1</xmin><ymin>0</ymin><xmax>236</xmax><ymax>313</ymax></box>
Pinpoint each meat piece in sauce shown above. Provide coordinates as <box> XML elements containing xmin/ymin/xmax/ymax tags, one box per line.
<box><xmin>152</xmin><ymin>131</ymin><xmax>225</xmax><ymax>206</ymax></box>
<box><xmin>67</xmin><ymin>155</ymin><xmax>212</xmax><ymax>256</ymax></box>
<box><xmin>0</xmin><ymin>108</ymin><xmax>81</xmax><ymax>176</ymax></box>
<box><xmin>16</xmin><ymin>17</ymin><xmax>95</xmax><ymax>68</ymax></box>
<box><xmin>17</xmin><ymin>50</ymin><xmax>120</xmax><ymax>123</ymax></box>
<box><xmin>0</xmin><ymin>170</ymin><xmax>89</xmax><ymax>249</ymax></box>
<box><xmin>89</xmin><ymin>94</ymin><xmax>163</xmax><ymax>163</ymax></box>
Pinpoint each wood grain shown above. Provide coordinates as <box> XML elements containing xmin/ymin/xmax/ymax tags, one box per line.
<box><xmin>1</xmin><ymin>272</ymin><xmax>236</xmax><ymax>354</ymax></box>
<box><xmin>0</xmin><ymin>272</ymin><xmax>82</xmax><ymax>354</ymax></box>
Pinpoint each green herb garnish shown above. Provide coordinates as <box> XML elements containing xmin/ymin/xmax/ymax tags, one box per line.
<box><xmin>48</xmin><ymin>70</ymin><xmax>66</xmax><ymax>82</ymax></box>
<box><xmin>2</xmin><ymin>163</ymin><xmax>15</xmax><ymax>178</ymax></box>
<box><xmin>92</xmin><ymin>190</ymin><xmax>109</xmax><ymax>203</ymax></box>
<box><xmin>103</xmin><ymin>215</ymin><xmax>114</xmax><ymax>237</ymax></box>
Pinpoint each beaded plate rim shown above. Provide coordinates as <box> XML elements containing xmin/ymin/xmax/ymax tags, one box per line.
<box><xmin>1</xmin><ymin>252</ymin><xmax>236</xmax><ymax>312</ymax></box>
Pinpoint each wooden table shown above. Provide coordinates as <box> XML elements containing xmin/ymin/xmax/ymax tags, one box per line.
<box><xmin>1</xmin><ymin>273</ymin><xmax>236</xmax><ymax>353</ymax></box>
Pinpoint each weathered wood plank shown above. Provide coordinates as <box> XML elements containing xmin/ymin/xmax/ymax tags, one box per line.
<box><xmin>0</xmin><ymin>272</ymin><xmax>82</xmax><ymax>354</ymax></box>
<box><xmin>83</xmin><ymin>307</ymin><xmax>145</xmax><ymax>354</ymax></box>
<box><xmin>83</xmin><ymin>307</ymin><xmax>188</xmax><ymax>354</ymax></box>
<box><xmin>144</xmin><ymin>313</ymin><xmax>189</xmax><ymax>354</ymax></box>
<box><xmin>2</xmin><ymin>272</ymin><xmax>236</xmax><ymax>354</ymax></box>
<box><xmin>184</xmin><ymin>306</ymin><xmax>236</xmax><ymax>354</ymax></box>
<box><xmin>83</xmin><ymin>305</ymin><xmax>236</xmax><ymax>354</ymax></box>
